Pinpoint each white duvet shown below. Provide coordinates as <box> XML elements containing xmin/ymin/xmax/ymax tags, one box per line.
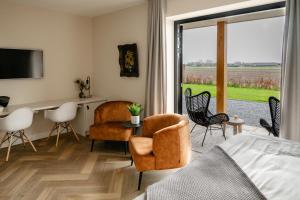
<box><xmin>219</xmin><ymin>134</ymin><xmax>300</xmax><ymax>200</ymax></box>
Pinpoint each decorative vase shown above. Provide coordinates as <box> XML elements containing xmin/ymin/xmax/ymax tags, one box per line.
<box><xmin>79</xmin><ymin>91</ymin><xmax>85</xmax><ymax>98</ymax></box>
<box><xmin>131</xmin><ymin>115</ymin><xmax>140</xmax><ymax>124</ymax></box>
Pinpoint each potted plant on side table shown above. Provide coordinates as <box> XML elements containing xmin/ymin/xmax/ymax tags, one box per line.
<box><xmin>128</xmin><ymin>103</ymin><xmax>142</xmax><ymax>124</ymax></box>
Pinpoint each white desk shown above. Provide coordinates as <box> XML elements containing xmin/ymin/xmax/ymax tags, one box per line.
<box><xmin>0</xmin><ymin>96</ymin><xmax>107</xmax><ymax>138</ymax></box>
<box><xmin>0</xmin><ymin>96</ymin><xmax>106</xmax><ymax>117</ymax></box>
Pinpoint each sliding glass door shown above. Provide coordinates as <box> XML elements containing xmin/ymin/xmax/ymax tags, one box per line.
<box><xmin>226</xmin><ymin>16</ymin><xmax>284</xmax><ymax>126</ymax></box>
<box><xmin>175</xmin><ymin>3</ymin><xmax>285</xmax><ymax>127</ymax></box>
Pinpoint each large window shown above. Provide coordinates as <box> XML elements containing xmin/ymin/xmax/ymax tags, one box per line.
<box><xmin>177</xmin><ymin>4</ymin><xmax>285</xmax><ymax>127</ymax></box>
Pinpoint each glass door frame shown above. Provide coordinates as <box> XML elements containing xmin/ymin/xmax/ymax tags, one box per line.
<box><xmin>173</xmin><ymin>1</ymin><xmax>285</xmax><ymax>114</ymax></box>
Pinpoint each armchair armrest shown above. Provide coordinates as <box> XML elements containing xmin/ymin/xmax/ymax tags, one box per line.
<box><xmin>153</xmin><ymin>120</ymin><xmax>190</xmax><ymax>170</ymax></box>
<box><xmin>260</xmin><ymin>118</ymin><xmax>273</xmax><ymax>134</ymax></box>
<box><xmin>153</xmin><ymin>126</ymin><xmax>180</xmax><ymax>170</ymax></box>
<box><xmin>208</xmin><ymin>113</ymin><xmax>229</xmax><ymax>125</ymax></box>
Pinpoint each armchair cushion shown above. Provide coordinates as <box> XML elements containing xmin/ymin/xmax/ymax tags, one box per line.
<box><xmin>130</xmin><ymin>137</ymin><xmax>153</xmax><ymax>156</ymax></box>
<box><xmin>90</xmin><ymin>122</ymin><xmax>132</xmax><ymax>141</ymax></box>
<box><xmin>129</xmin><ymin>137</ymin><xmax>155</xmax><ymax>172</ymax></box>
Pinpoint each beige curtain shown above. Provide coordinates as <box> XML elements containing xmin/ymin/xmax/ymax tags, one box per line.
<box><xmin>145</xmin><ymin>0</ymin><xmax>167</xmax><ymax>116</ymax></box>
<box><xmin>280</xmin><ymin>0</ymin><xmax>300</xmax><ymax>142</ymax></box>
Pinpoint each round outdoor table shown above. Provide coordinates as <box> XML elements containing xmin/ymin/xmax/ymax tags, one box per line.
<box><xmin>122</xmin><ymin>121</ymin><xmax>143</xmax><ymax>135</ymax></box>
<box><xmin>227</xmin><ymin>118</ymin><xmax>245</xmax><ymax>135</ymax></box>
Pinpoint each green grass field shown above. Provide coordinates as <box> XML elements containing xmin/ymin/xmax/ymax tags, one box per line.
<box><xmin>182</xmin><ymin>84</ymin><xmax>280</xmax><ymax>102</ymax></box>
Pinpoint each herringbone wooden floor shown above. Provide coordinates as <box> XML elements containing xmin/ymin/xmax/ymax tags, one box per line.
<box><xmin>0</xmin><ymin>134</ymin><xmax>173</xmax><ymax>200</ymax></box>
<box><xmin>0</xmin><ymin>125</ymin><xmax>266</xmax><ymax>200</ymax></box>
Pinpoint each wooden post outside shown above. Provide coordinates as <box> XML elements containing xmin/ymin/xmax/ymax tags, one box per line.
<box><xmin>216</xmin><ymin>21</ymin><xmax>227</xmax><ymax>113</ymax></box>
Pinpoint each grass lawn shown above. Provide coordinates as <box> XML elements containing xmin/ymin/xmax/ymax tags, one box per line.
<box><xmin>182</xmin><ymin>84</ymin><xmax>280</xmax><ymax>102</ymax></box>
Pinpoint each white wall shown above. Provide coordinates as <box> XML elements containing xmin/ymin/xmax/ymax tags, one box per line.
<box><xmin>0</xmin><ymin>1</ymin><xmax>93</xmax><ymax>105</ymax></box>
<box><xmin>0</xmin><ymin>1</ymin><xmax>93</xmax><ymax>147</ymax></box>
<box><xmin>92</xmin><ymin>3</ymin><xmax>148</xmax><ymax>106</ymax></box>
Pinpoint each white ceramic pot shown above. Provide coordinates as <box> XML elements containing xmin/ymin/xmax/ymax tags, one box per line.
<box><xmin>131</xmin><ymin>115</ymin><xmax>140</xmax><ymax>124</ymax></box>
<box><xmin>0</xmin><ymin>106</ymin><xmax>3</xmax><ymax>113</ymax></box>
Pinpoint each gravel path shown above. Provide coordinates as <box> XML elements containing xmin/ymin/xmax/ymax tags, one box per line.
<box><xmin>182</xmin><ymin>97</ymin><xmax>271</xmax><ymax>127</ymax></box>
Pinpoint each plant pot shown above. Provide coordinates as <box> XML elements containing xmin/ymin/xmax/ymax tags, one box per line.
<box><xmin>131</xmin><ymin>115</ymin><xmax>140</xmax><ymax>124</ymax></box>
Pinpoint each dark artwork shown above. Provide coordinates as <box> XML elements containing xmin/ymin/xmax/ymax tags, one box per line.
<box><xmin>118</xmin><ymin>43</ymin><xmax>139</xmax><ymax>77</ymax></box>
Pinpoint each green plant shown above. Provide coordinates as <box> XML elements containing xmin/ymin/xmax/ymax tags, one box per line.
<box><xmin>128</xmin><ymin>103</ymin><xmax>142</xmax><ymax>116</ymax></box>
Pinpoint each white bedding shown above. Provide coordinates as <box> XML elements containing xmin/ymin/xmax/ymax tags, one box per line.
<box><xmin>135</xmin><ymin>134</ymin><xmax>300</xmax><ymax>200</ymax></box>
<box><xmin>219</xmin><ymin>134</ymin><xmax>300</xmax><ymax>200</ymax></box>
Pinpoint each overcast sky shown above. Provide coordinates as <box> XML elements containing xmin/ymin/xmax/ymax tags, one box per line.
<box><xmin>183</xmin><ymin>16</ymin><xmax>285</xmax><ymax>64</ymax></box>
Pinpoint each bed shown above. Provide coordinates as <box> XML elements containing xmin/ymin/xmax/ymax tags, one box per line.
<box><xmin>135</xmin><ymin>134</ymin><xmax>300</xmax><ymax>200</ymax></box>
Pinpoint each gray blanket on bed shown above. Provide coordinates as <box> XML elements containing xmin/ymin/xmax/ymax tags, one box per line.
<box><xmin>144</xmin><ymin>146</ymin><xmax>266</xmax><ymax>200</ymax></box>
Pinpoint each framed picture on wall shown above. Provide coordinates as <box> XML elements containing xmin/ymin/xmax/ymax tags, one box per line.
<box><xmin>118</xmin><ymin>43</ymin><xmax>139</xmax><ymax>77</ymax></box>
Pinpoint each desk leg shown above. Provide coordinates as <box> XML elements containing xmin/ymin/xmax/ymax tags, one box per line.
<box><xmin>233</xmin><ymin>125</ymin><xmax>238</xmax><ymax>135</ymax></box>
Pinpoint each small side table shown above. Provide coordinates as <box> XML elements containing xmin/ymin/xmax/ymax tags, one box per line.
<box><xmin>227</xmin><ymin>118</ymin><xmax>245</xmax><ymax>135</ymax></box>
<box><xmin>122</xmin><ymin>121</ymin><xmax>143</xmax><ymax>135</ymax></box>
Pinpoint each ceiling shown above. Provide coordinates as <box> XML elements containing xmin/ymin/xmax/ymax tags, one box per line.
<box><xmin>6</xmin><ymin>0</ymin><xmax>146</xmax><ymax>17</ymax></box>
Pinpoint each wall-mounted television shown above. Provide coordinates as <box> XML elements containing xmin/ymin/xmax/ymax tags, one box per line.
<box><xmin>0</xmin><ymin>48</ymin><xmax>43</xmax><ymax>79</ymax></box>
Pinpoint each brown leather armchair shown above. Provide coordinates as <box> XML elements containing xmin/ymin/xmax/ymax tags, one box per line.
<box><xmin>89</xmin><ymin>101</ymin><xmax>133</xmax><ymax>154</ymax></box>
<box><xmin>129</xmin><ymin>114</ymin><xmax>191</xmax><ymax>190</ymax></box>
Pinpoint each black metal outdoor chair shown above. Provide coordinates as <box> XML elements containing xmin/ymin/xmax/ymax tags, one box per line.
<box><xmin>184</xmin><ymin>88</ymin><xmax>229</xmax><ymax>146</ymax></box>
<box><xmin>259</xmin><ymin>96</ymin><xmax>280</xmax><ymax>137</ymax></box>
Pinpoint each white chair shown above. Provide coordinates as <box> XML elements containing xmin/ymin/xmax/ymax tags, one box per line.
<box><xmin>44</xmin><ymin>102</ymin><xmax>79</xmax><ymax>147</ymax></box>
<box><xmin>0</xmin><ymin>107</ymin><xmax>37</xmax><ymax>161</ymax></box>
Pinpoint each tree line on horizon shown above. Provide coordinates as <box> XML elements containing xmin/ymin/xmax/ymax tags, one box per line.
<box><xmin>184</xmin><ymin>60</ymin><xmax>281</xmax><ymax>67</ymax></box>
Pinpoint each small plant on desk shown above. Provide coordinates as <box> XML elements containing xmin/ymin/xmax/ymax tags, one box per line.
<box><xmin>128</xmin><ymin>103</ymin><xmax>142</xmax><ymax>124</ymax></box>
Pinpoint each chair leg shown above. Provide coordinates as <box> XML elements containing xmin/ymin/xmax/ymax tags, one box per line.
<box><xmin>20</xmin><ymin>131</ymin><xmax>26</xmax><ymax>147</ymax></box>
<box><xmin>6</xmin><ymin>134</ymin><xmax>12</xmax><ymax>162</ymax></box>
<box><xmin>47</xmin><ymin>123</ymin><xmax>57</xmax><ymax>140</ymax></box>
<box><xmin>190</xmin><ymin>124</ymin><xmax>196</xmax><ymax>134</ymax></box>
<box><xmin>201</xmin><ymin>127</ymin><xmax>209</xmax><ymax>146</ymax></box>
<box><xmin>124</xmin><ymin>141</ymin><xmax>127</xmax><ymax>155</ymax></box>
<box><xmin>91</xmin><ymin>140</ymin><xmax>95</xmax><ymax>152</ymax></box>
<box><xmin>209</xmin><ymin>126</ymin><xmax>212</xmax><ymax>135</ymax></box>
<box><xmin>69</xmin><ymin>123</ymin><xmax>80</xmax><ymax>142</ymax></box>
<box><xmin>63</xmin><ymin>122</ymin><xmax>69</xmax><ymax>133</ymax></box>
<box><xmin>56</xmin><ymin>124</ymin><xmax>61</xmax><ymax>147</ymax></box>
<box><xmin>138</xmin><ymin>172</ymin><xmax>143</xmax><ymax>190</ymax></box>
<box><xmin>222</xmin><ymin>124</ymin><xmax>226</xmax><ymax>140</ymax></box>
<box><xmin>0</xmin><ymin>132</ymin><xmax>8</xmax><ymax>149</ymax></box>
<box><xmin>22</xmin><ymin>130</ymin><xmax>37</xmax><ymax>152</ymax></box>
<box><xmin>130</xmin><ymin>157</ymin><xmax>133</xmax><ymax>166</ymax></box>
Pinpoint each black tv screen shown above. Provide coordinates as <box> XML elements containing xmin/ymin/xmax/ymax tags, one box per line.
<box><xmin>0</xmin><ymin>48</ymin><xmax>43</xmax><ymax>79</ymax></box>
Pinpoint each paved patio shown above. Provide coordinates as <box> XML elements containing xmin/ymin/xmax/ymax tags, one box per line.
<box><xmin>187</xmin><ymin>119</ymin><xmax>269</xmax><ymax>153</ymax></box>
<box><xmin>183</xmin><ymin>97</ymin><xmax>271</xmax><ymax>127</ymax></box>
